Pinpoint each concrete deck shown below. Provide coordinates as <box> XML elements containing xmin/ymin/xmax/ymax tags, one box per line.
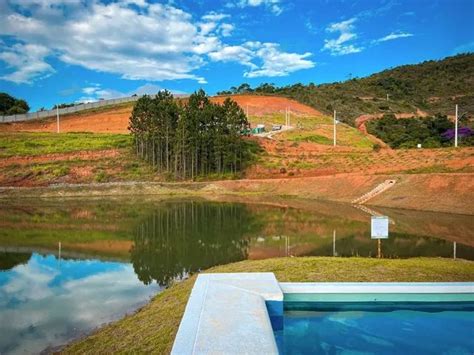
<box><xmin>171</xmin><ymin>273</ymin><xmax>283</xmax><ymax>355</ymax></box>
<box><xmin>172</xmin><ymin>275</ymin><xmax>474</xmax><ymax>354</ymax></box>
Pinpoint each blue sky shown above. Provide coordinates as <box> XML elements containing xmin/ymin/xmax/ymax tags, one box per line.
<box><xmin>0</xmin><ymin>0</ymin><xmax>473</xmax><ymax>111</ymax></box>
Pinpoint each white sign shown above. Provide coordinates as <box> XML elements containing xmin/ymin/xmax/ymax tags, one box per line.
<box><xmin>371</xmin><ymin>216</ymin><xmax>389</xmax><ymax>239</ymax></box>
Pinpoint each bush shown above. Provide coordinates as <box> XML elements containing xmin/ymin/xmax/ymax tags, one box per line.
<box><xmin>366</xmin><ymin>114</ymin><xmax>473</xmax><ymax>149</ymax></box>
<box><xmin>373</xmin><ymin>143</ymin><xmax>382</xmax><ymax>152</ymax></box>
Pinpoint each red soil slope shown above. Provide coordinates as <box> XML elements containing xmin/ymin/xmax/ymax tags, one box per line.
<box><xmin>210</xmin><ymin>95</ymin><xmax>323</xmax><ymax>116</ymax></box>
<box><xmin>0</xmin><ymin>95</ymin><xmax>323</xmax><ymax>134</ymax></box>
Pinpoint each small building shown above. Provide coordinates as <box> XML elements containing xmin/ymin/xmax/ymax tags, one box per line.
<box><xmin>252</xmin><ymin>124</ymin><xmax>265</xmax><ymax>134</ymax></box>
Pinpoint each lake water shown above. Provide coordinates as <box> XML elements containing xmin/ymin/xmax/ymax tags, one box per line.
<box><xmin>0</xmin><ymin>198</ymin><xmax>473</xmax><ymax>354</ymax></box>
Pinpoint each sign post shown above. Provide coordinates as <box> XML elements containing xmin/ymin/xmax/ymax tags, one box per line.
<box><xmin>371</xmin><ymin>216</ymin><xmax>389</xmax><ymax>258</ymax></box>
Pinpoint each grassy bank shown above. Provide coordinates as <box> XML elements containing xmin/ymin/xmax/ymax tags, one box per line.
<box><xmin>0</xmin><ymin>132</ymin><xmax>131</xmax><ymax>157</ymax></box>
<box><xmin>63</xmin><ymin>257</ymin><xmax>474</xmax><ymax>354</ymax></box>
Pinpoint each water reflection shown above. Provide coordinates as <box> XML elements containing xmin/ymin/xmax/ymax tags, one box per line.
<box><xmin>130</xmin><ymin>202</ymin><xmax>257</xmax><ymax>286</ymax></box>
<box><xmin>0</xmin><ymin>198</ymin><xmax>473</xmax><ymax>354</ymax></box>
<box><xmin>0</xmin><ymin>254</ymin><xmax>159</xmax><ymax>354</ymax></box>
<box><xmin>0</xmin><ymin>252</ymin><xmax>32</xmax><ymax>271</ymax></box>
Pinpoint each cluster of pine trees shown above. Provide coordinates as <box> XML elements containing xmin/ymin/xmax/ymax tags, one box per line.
<box><xmin>129</xmin><ymin>89</ymin><xmax>250</xmax><ymax>179</ymax></box>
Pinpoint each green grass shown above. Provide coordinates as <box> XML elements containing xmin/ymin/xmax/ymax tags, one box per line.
<box><xmin>281</xmin><ymin>123</ymin><xmax>374</xmax><ymax>149</ymax></box>
<box><xmin>0</xmin><ymin>132</ymin><xmax>132</xmax><ymax>157</ymax></box>
<box><xmin>248</xmin><ymin>113</ymin><xmax>330</xmax><ymax>131</ymax></box>
<box><xmin>287</xmin><ymin>132</ymin><xmax>334</xmax><ymax>145</ymax></box>
<box><xmin>63</xmin><ymin>256</ymin><xmax>474</xmax><ymax>354</ymax></box>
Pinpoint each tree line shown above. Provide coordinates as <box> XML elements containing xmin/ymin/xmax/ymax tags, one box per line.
<box><xmin>366</xmin><ymin>114</ymin><xmax>474</xmax><ymax>148</ymax></box>
<box><xmin>129</xmin><ymin>89</ymin><xmax>251</xmax><ymax>179</ymax></box>
<box><xmin>0</xmin><ymin>93</ymin><xmax>30</xmax><ymax>115</ymax></box>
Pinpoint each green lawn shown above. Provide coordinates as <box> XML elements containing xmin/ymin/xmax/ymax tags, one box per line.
<box><xmin>281</xmin><ymin>124</ymin><xmax>374</xmax><ymax>149</ymax></box>
<box><xmin>63</xmin><ymin>257</ymin><xmax>474</xmax><ymax>354</ymax></box>
<box><xmin>0</xmin><ymin>132</ymin><xmax>132</xmax><ymax>157</ymax></box>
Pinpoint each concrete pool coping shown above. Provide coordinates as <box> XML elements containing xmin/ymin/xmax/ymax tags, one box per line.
<box><xmin>171</xmin><ymin>274</ymin><xmax>474</xmax><ymax>355</ymax></box>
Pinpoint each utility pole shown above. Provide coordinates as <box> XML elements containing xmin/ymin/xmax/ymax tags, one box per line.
<box><xmin>333</xmin><ymin>230</ymin><xmax>336</xmax><ymax>257</ymax></box>
<box><xmin>454</xmin><ymin>104</ymin><xmax>458</xmax><ymax>148</ymax></box>
<box><xmin>333</xmin><ymin>110</ymin><xmax>337</xmax><ymax>147</ymax></box>
<box><xmin>288</xmin><ymin>107</ymin><xmax>291</xmax><ymax>126</ymax></box>
<box><xmin>386</xmin><ymin>93</ymin><xmax>390</xmax><ymax>101</ymax></box>
<box><xmin>56</xmin><ymin>105</ymin><xmax>60</xmax><ymax>133</ymax></box>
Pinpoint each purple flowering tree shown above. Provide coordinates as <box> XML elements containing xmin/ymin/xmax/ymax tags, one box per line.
<box><xmin>441</xmin><ymin>127</ymin><xmax>473</xmax><ymax>140</ymax></box>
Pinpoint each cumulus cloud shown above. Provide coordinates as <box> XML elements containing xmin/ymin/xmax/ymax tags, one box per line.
<box><xmin>231</xmin><ymin>0</ymin><xmax>283</xmax><ymax>15</ymax></box>
<box><xmin>77</xmin><ymin>83</ymin><xmax>187</xmax><ymax>103</ymax></box>
<box><xmin>209</xmin><ymin>41</ymin><xmax>315</xmax><ymax>78</ymax></box>
<box><xmin>372</xmin><ymin>32</ymin><xmax>414</xmax><ymax>43</ymax></box>
<box><xmin>0</xmin><ymin>1</ymin><xmax>210</xmax><ymax>83</ymax></box>
<box><xmin>322</xmin><ymin>18</ymin><xmax>363</xmax><ymax>56</ymax></box>
<box><xmin>0</xmin><ymin>43</ymin><xmax>54</xmax><ymax>84</ymax></box>
<box><xmin>0</xmin><ymin>1</ymin><xmax>313</xmax><ymax>85</ymax></box>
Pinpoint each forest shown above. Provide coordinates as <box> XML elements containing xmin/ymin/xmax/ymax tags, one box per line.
<box><xmin>129</xmin><ymin>89</ymin><xmax>253</xmax><ymax>179</ymax></box>
<box><xmin>217</xmin><ymin>53</ymin><xmax>474</xmax><ymax>126</ymax></box>
<box><xmin>366</xmin><ymin>114</ymin><xmax>474</xmax><ymax>148</ymax></box>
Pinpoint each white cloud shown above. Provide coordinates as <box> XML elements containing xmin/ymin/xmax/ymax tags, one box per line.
<box><xmin>208</xmin><ymin>45</ymin><xmax>256</xmax><ymax>68</ymax></box>
<box><xmin>0</xmin><ymin>1</ymin><xmax>312</xmax><ymax>84</ymax></box>
<box><xmin>209</xmin><ymin>41</ymin><xmax>315</xmax><ymax>78</ymax></box>
<box><xmin>232</xmin><ymin>0</ymin><xmax>283</xmax><ymax>15</ymax></box>
<box><xmin>322</xmin><ymin>18</ymin><xmax>363</xmax><ymax>56</ymax></box>
<box><xmin>77</xmin><ymin>83</ymin><xmax>187</xmax><ymax>103</ymax></box>
<box><xmin>220</xmin><ymin>23</ymin><xmax>235</xmax><ymax>37</ymax></box>
<box><xmin>0</xmin><ymin>1</ymin><xmax>211</xmax><ymax>83</ymax></box>
<box><xmin>373</xmin><ymin>32</ymin><xmax>413</xmax><ymax>44</ymax></box>
<box><xmin>0</xmin><ymin>43</ymin><xmax>55</xmax><ymax>84</ymax></box>
<box><xmin>202</xmin><ymin>12</ymin><xmax>230</xmax><ymax>22</ymax></box>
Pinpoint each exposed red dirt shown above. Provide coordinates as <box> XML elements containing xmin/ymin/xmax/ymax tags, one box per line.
<box><xmin>211</xmin><ymin>95</ymin><xmax>323</xmax><ymax>116</ymax></box>
<box><xmin>0</xmin><ymin>107</ymin><xmax>133</xmax><ymax>134</ymax></box>
<box><xmin>0</xmin><ymin>95</ymin><xmax>323</xmax><ymax>134</ymax></box>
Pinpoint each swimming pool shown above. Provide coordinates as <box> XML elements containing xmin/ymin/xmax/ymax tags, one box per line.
<box><xmin>274</xmin><ymin>301</ymin><xmax>474</xmax><ymax>354</ymax></box>
<box><xmin>172</xmin><ymin>276</ymin><xmax>474</xmax><ymax>355</ymax></box>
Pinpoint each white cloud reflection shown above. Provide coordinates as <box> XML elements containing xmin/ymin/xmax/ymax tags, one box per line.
<box><xmin>0</xmin><ymin>254</ymin><xmax>161</xmax><ymax>354</ymax></box>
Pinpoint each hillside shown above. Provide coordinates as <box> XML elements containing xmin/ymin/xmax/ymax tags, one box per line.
<box><xmin>0</xmin><ymin>92</ymin><xmax>472</xmax><ymax>196</ymax></box>
<box><xmin>0</xmin><ymin>95</ymin><xmax>320</xmax><ymax>134</ymax></box>
<box><xmin>219</xmin><ymin>53</ymin><xmax>474</xmax><ymax>125</ymax></box>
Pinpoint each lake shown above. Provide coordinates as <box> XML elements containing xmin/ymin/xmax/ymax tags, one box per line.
<box><xmin>0</xmin><ymin>198</ymin><xmax>473</xmax><ymax>354</ymax></box>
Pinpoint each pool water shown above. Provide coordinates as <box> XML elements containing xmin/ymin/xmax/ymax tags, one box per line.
<box><xmin>274</xmin><ymin>302</ymin><xmax>474</xmax><ymax>354</ymax></box>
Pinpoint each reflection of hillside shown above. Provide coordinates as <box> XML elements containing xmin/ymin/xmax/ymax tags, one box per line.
<box><xmin>0</xmin><ymin>197</ymin><xmax>472</xmax><ymax>264</ymax></box>
<box><xmin>245</xmin><ymin>204</ymin><xmax>474</xmax><ymax>260</ymax></box>
<box><xmin>0</xmin><ymin>252</ymin><xmax>31</xmax><ymax>271</ymax></box>
<box><xmin>0</xmin><ymin>199</ymin><xmax>144</xmax><ymax>259</ymax></box>
<box><xmin>249</xmin><ymin>232</ymin><xmax>474</xmax><ymax>260</ymax></box>
<box><xmin>242</xmin><ymin>197</ymin><xmax>474</xmax><ymax>246</ymax></box>
<box><xmin>130</xmin><ymin>202</ymin><xmax>258</xmax><ymax>286</ymax></box>
<box><xmin>377</xmin><ymin>207</ymin><xmax>474</xmax><ymax>246</ymax></box>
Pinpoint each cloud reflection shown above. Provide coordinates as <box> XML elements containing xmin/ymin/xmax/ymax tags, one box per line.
<box><xmin>0</xmin><ymin>254</ymin><xmax>160</xmax><ymax>354</ymax></box>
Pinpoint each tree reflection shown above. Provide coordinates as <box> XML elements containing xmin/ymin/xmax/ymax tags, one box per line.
<box><xmin>130</xmin><ymin>201</ymin><xmax>258</xmax><ymax>286</ymax></box>
<box><xmin>0</xmin><ymin>252</ymin><xmax>32</xmax><ymax>271</ymax></box>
